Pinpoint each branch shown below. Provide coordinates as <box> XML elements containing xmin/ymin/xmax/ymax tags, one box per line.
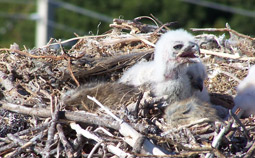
<box><xmin>87</xmin><ymin>96</ymin><xmax>170</xmax><ymax>155</ymax></box>
<box><xmin>201</xmin><ymin>49</ymin><xmax>255</xmax><ymax>61</ymax></box>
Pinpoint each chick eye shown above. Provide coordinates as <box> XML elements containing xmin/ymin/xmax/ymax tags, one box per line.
<box><xmin>173</xmin><ymin>44</ymin><xmax>183</xmax><ymax>50</ymax></box>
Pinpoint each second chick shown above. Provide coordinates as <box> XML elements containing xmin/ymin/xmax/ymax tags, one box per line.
<box><xmin>164</xmin><ymin>97</ymin><xmax>222</xmax><ymax>128</ymax></box>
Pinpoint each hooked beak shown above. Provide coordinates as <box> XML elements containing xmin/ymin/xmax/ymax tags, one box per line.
<box><xmin>176</xmin><ymin>42</ymin><xmax>200</xmax><ymax>63</ymax></box>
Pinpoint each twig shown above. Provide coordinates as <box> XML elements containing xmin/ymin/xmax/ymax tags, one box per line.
<box><xmin>110</xmin><ymin>18</ymin><xmax>160</xmax><ymax>33</ymax></box>
<box><xmin>133</xmin><ymin>92</ymin><xmax>143</xmax><ymax>119</ymax></box>
<box><xmin>150</xmin><ymin>14</ymin><xmax>166</xmax><ymax>29</ymax></box>
<box><xmin>87</xmin><ymin>95</ymin><xmax>122</xmax><ymax>122</ymax></box>
<box><xmin>41</xmin><ymin>34</ymin><xmax>110</xmax><ymax>49</ymax></box>
<box><xmin>67</xmin><ymin>55</ymin><xmax>80</xmax><ymax>87</ymax></box>
<box><xmin>191</xmin><ymin>27</ymin><xmax>255</xmax><ymax>41</ymax></box>
<box><xmin>88</xmin><ymin>142</ymin><xmax>103</xmax><ymax>158</ymax></box>
<box><xmin>43</xmin><ymin>96</ymin><xmax>59</xmax><ymax>158</ymax></box>
<box><xmin>56</xmin><ymin>124</ymin><xmax>74</xmax><ymax>158</ymax></box>
<box><xmin>87</xmin><ymin>96</ymin><xmax>170</xmax><ymax>155</ymax></box>
<box><xmin>57</xmin><ymin>40</ymin><xmax>80</xmax><ymax>87</ymax></box>
<box><xmin>72</xmin><ymin>134</ymin><xmax>85</xmax><ymax>157</ymax></box>
<box><xmin>229</xmin><ymin>110</ymin><xmax>250</xmax><ymax>140</ymax></box>
<box><xmin>106</xmin><ymin>145</ymin><xmax>133</xmax><ymax>158</ymax></box>
<box><xmin>244</xmin><ymin>140</ymin><xmax>255</xmax><ymax>158</ymax></box>
<box><xmin>0</xmin><ymin>102</ymin><xmax>121</xmax><ymax>130</ymax></box>
<box><xmin>70</xmin><ymin>123</ymin><xmax>132</xmax><ymax>157</ymax></box>
<box><xmin>201</xmin><ymin>49</ymin><xmax>255</xmax><ymax>60</ymax></box>
<box><xmin>134</xmin><ymin>16</ymin><xmax>159</xmax><ymax>28</ymax></box>
<box><xmin>4</xmin><ymin>132</ymin><xmax>45</xmax><ymax>158</ymax></box>
<box><xmin>205</xmin><ymin>125</ymin><xmax>227</xmax><ymax>158</ymax></box>
<box><xmin>0</xmin><ymin>48</ymin><xmax>69</xmax><ymax>61</ymax></box>
<box><xmin>131</xmin><ymin>34</ymin><xmax>156</xmax><ymax>47</ymax></box>
<box><xmin>94</xmin><ymin>127</ymin><xmax>114</xmax><ymax>137</ymax></box>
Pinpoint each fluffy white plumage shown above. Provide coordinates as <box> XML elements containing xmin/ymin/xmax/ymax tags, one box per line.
<box><xmin>233</xmin><ymin>65</ymin><xmax>255</xmax><ymax>117</ymax></box>
<box><xmin>119</xmin><ymin>29</ymin><xmax>202</xmax><ymax>103</ymax></box>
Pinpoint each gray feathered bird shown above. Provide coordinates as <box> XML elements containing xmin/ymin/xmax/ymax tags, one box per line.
<box><xmin>164</xmin><ymin>97</ymin><xmax>221</xmax><ymax>128</ymax></box>
<box><xmin>119</xmin><ymin>29</ymin><xmax>203</xmax><ymax>104</ymax></box>
<box><xmin>187</xmin><ymin>62</ymin><xmax>210</xmax><ymax>102</ymax></box>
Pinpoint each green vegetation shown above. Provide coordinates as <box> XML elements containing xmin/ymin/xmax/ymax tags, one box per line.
<box><xmin>0</xmin><ymin>0</ymin><xmax>254</xmax><ymax>48</ymax></box>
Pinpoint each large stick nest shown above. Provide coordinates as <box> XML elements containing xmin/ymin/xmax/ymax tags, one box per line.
<box><xmin>0</xmin><ymin>18</ymin><xmax>255</xmax><ymax>157</ymax></box>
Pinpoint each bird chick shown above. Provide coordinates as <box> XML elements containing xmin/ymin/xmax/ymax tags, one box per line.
<box><xmin>233</xmin><ymin>65</ymin><xmax>255</xmax><ymax>117</ymax></box>
<box><xmin>62</xmin><ymin>83</ymin><xmax>141</xmax><ymax>112</ymax></box>
<box><xmin>164</xmin><ymin>97</ymin><xmax>221</xmax><ymax>128</ymax></box>
<box><xmin>187</xmin><ymin>62</ymin><xmax>210</xmax><ymax>102</ymax></box>
<box><xmin>119</xmin><ymin>29</ymin><xmax>201</xmax><ymax>104</ymax></box>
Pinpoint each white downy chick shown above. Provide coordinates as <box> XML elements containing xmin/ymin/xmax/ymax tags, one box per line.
<box><xmin>187</xmin><ymin>62</ymin><xmax>210</xmax><ymax>102</ymax></box>
<box><xmin>233</xmin><ymin>65</ymin><xmax>255</xmax><ymax>117</ymax></box>
<box><xmin>119</xmin><ymin>29</ymin><xmax>201</xmax><ymax>104</ymax></box>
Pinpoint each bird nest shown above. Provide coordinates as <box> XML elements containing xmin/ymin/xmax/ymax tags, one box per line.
<box><xmin>1</xmin><ymin>18</ymin><xmax>255</xmax><ymax>157</ymax></box>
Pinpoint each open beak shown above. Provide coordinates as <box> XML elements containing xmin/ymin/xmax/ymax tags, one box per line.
<box><xmin>177</xmin><ymin>42</ymin><xmax>200</xmax><ymax>63</ymax></box>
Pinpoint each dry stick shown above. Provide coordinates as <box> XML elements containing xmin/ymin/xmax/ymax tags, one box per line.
<box><xmin>100</xmin><ymin>36</ymin><xmax>149</xmax><ymax>45</ymax></box>
<box><xmin>131</xmin><ymin>34</ymin><xmax>156</xmax><ymax>47</ymax></box>
<box><xmin>6</xmin><ymin>140</ymin><xmax>32</xmax><ymax>158</ymax></box>
<box><xmin>106</xmin><ymin>145</ymin><xmax>133</xmax><ymax>157</ymax></box>
<box><xmin>0</xmin><ymin>124</ymin><xmax>47</xmax><ymax>147</ymax></box>
<box><xmin>40</xmin><ymin>34</ymin><xmax>110</xmax><ymax>49</ymax></box>
<box><xmin>70</xmin><ymin>123</ymin><xmax>132</xmax><ymax>158</ymax></box>
<box><xmin>0</xmin><ymin>144</ymin><xmax>16</xmax><ymax>156</ymax></box>
<box><xmin>5</xmin><ymin>134</ymin><xmax>26</xmax><ymax>157</ymax></box>
<box><xmin>56</xmin><ymin>124</ymin><xmax>74</xmax><ymax>158</ymax></box>
<box><xmin>87</xmin><ymin>95</ymin><xmax>170</xmax><ymax>155</ymax></box>
<box><xmin>134</xmin><ymin>16</ymin><xmax>159</xmax><ymax>28</ymax></box>
<box><xmin>0</xmin><ymin>122</ymin><xmax>49</xmax><ymax>156</ymax></box>
<box><xmin>229</xmin><ymin>110</ymin><xmax>250</xmax><ymax>140</ymax></box>
<box><xmin>0</xmin><ymin>49</ymin><xmax>67</xmax><ymax>60</ymax></box>
<box><xmin>191</xmin><ymin>27</ymin><xmax>255</xmax><ymax>41</ymax></box>
<box><xmin>94</xmin><ymin>127</ymin><xmax>114</xmax><ymax>137</ymax></box>
<box><xmin>0</xmin><ymin>102</ymin><xmax>150</xmax><ymax>134</ymax></box>
<box><xmin>200</xmin><ymin>49</ymin><xmax>255</xmax><ymax>61</ymax></box>
<box><xmin>87</xmin><ymin>96</ymin><xmax>121</xmax><ymax>122</ymax></box>
<box><xmin>150</xmin><ymin>14</ymin><xmax>176</xmax><ymax>32</ymax></box>
<box><xmin>1</xmin><ymin>102</ymin><xmax>53</xmax><ymax>118</ymax></box>
<box><xmin>149</xmin><ymin>14</ymin><xmax>164</xmax><ymax>28</ymax></box>
<box><xmin>0</xmin><ymin>102</ymin><xmax>120</xmax><ymax>130</ymax></box>
<box><xmin>43</xmin><ymin>96</ymin><xmax>59</xmax><ymax>158</ymax></box>
<box><xmin>213</xmin><ymin>148</ymin><xmax>227</xmax><ymax>158</ymax></box>
<box><xmin>14</xmin><ymin>122</ymin><xmax>49</xmax><ymax>136</ymax></box>
<box><xmin>58</xmin><ymin>40</ymin><xmax>80</xmax><ymax>87</ymax></box>
<box><xmin>244</xmin><ymin>140</ymin><xmax>255</xmax><ymax>158</ymax></box>
<box><xmin>205</xmin><ymin>123</ymin><xmax>229</xmax><ymax>158</ymax></box>
<box><xmin>67</xmin><ymin>57</ymin><xmax>80</xmax><ymax>87</ymax></box>
<box><xmin>88</xmin><ymin>142</ymin><xmax>103</xmax><ymax>158</ymax></box>
<box><xmin>73</xmin><ymin>134</ymin><xmax>85</xmax><ymax>157</ymax></box>
<box><xmin>5</xmin><ymin>132</ymin><xmax>45</xmax><ymax>158</ymax></box>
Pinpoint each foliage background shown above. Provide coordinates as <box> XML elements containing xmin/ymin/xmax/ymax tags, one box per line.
<box><xmin>0</xmin><ymin>0</ymin><xmax>254</xmax><ymax>48</ymax></box>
